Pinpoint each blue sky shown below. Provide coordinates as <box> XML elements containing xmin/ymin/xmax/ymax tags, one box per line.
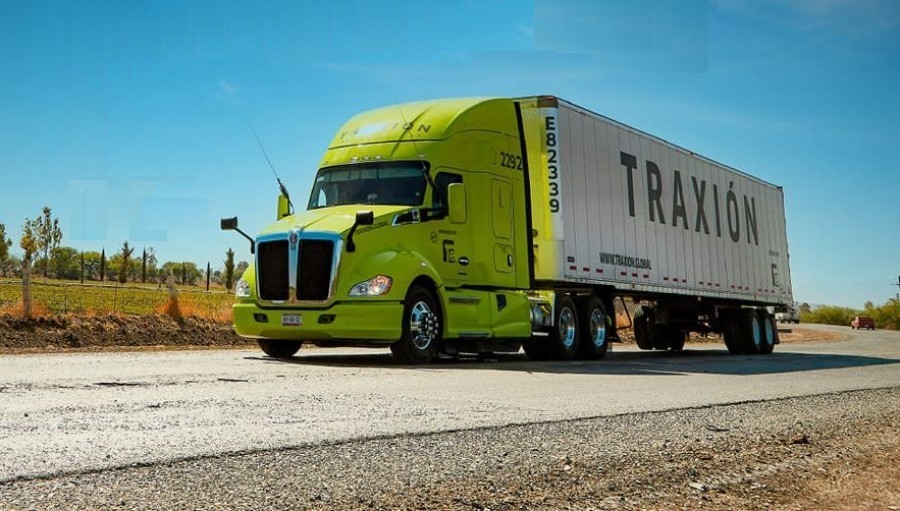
<box><xmin>1</xmin><ymin>0</ymin><xmax>898</xmax><ymax>307</ymax></box>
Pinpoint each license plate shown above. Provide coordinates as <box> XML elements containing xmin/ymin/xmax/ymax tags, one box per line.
<box><xmin>282</xmin><ymin>313</ymin><xmax>302</xmax><ymax>326</ymax></box>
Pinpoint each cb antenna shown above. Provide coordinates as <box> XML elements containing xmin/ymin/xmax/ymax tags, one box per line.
<box><xmin>252</xmin><ymin>127</ymin><xmax>294</xmax><ymax>214</ymax></box>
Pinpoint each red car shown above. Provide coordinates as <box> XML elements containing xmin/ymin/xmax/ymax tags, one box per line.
<box><xmin>850</xmin><ymin>316</ymin><xmax>875</xmax><ymax>330</ymax></box>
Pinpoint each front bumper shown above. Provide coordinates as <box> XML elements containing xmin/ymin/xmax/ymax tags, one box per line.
<box><xmin>232</xmin><ymin>301</ymin><xmax>403</xmax><ymax>342</ymax></box>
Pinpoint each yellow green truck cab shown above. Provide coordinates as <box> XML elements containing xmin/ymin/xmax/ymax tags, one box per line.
<box><xmin>229</xmin><ymin>98</ymin><xmax>539</xmax><ymax>363</ymax></box>
<box><xmin>224</xmin><ymin>96</ymin><xmax>792</xmax><ymax>363</ymax></box>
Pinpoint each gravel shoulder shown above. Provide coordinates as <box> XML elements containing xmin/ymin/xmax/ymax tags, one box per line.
<box><xmin>2</xmin><ymin>387</ymin><xmax>897</xmax><ymax>510</ymax></box>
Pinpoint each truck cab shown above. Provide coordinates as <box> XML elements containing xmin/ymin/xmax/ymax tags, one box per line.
<box><xmin>228</xmin><ymin>98</ymin><xmax>535</xmax><ymax>363</ymax></box>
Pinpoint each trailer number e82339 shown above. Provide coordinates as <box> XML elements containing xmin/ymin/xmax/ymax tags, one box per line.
<box><xmin>545</xmin><ymin>115</ymin><xmax>561</xmax><ymax>213</ymax></box>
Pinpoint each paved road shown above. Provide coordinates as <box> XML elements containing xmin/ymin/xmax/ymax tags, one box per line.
<box><xmin>1</xmin><ymin>324</ymin><xmax>898</xmax><ymax>483</ymax></box>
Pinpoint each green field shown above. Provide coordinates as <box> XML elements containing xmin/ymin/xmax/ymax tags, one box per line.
<box><xmin>0</xmin><ymin>279</ymin><xmax>235</xmax><ymax>319</ymax></box>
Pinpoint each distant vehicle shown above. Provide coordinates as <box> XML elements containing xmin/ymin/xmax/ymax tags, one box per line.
<box><xmin>850</xmin><ymin>316</ymin><xmax>875</xmax><ymax>330</ymax></box>
<box><xmin>775</xmin><ymin>306</ymin><xmax>800</xmax><ymax>324</ymax></box>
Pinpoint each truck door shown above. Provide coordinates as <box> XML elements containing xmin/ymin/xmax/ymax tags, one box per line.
<box><xmin>491</xmin><ymin>178</ymin><xmax>517</xmax><ymax>288</ymax></box>
<box><xmin>432</xmin><ymin>172</ymin><xmax>470</xmax><ymax>288</ymax></box>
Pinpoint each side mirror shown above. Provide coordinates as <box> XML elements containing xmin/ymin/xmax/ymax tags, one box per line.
<box><xmin>448</xmin><ymin>183</ymin><xmax>467</xmax><ymax>224</ymax></box>
<box><xmin>220</xmin><ymin>216</ymin><xmax>255</xmax><ymax>254</ymax></box>
<box><xmin>277</xmin><ymin>194</ymin><xmax>291</xmax><ymax>220</ymax></box>
<box><xmin>220</xmin><ymin>217</ymin><xmax>238</xmax><ymax>230</ymax></box>
<box><xmin>355</xmin><ymin>210</ymin><xmax>374</xmax><ymax>226</ymax></box>
<box><xmin>346</xmin><ymin>210</ymin><xmax>374</xmax><ymax>253</ymax></box>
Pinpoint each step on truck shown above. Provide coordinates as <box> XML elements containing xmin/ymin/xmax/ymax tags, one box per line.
<box><xmin>222</xmin><ymin>96</ymin><xmax>792</xmax><ymax>363</ymax></box>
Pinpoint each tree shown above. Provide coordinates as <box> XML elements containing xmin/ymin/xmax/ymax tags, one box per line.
<box><xmin>33</xmin><ymin>207</ymin><xmax>63</xmax><ymax>278</ymax></box>
<box><xmin>161</xmin><ymin>261</ymin><xmax>202</xmax><ymax>285</ymax></box>
<box><xmin>235</xmin><ymin>260</ymin><xmax>249</xmax><ymax>282</ymax></box>
<box><xmin>100</xmin><ymin>248</ymin><xmax>106</xmax><ymax>282</ymax></box>
<box><xmin>81</xmin><ymin>251</ymin><xmax>102</xmax><ymax>280</ymax></box>
<box><xmin>117</xmin><ymin>241</ymin><xmax>135</xmax><ymax>284</ymax></box>
<box><xmin>49</xmin><ymin>246</ymin><xmax>80</xmax><ymax>280</ymax></box>
<box><xmin>142</xmin><ymin>247</ymin><xmax>158</xmax><ymax>283</ymax></box>
<box><xmin>20</xmin><ymin>217</ymin><xmax>39</xmax><ymax>317</ymax></box>
<box><xmin>223</xmin><ymin>248</ymin><xmax>235</xmax><ymax>290</ymax></box>
<box><xmin>0</xmin><ymin>223</ymin><xmax>12</xmax><ymax>277</ymax></box>
<box><xmin>5</xmin><ymin>255</ymin><xmax>22</xmax><ymax>278</ymax></box>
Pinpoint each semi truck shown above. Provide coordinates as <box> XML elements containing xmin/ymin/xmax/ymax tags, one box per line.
<box><xmin>222</xmin><ymin>96</ymin><xmax>792</xmax><ymax>363</ymax></box>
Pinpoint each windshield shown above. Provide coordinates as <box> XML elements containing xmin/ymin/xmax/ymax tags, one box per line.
<box><xmin>307</xmin><ymin>161</ymin><xmax>428</xmax><ymax>210</ymax></box>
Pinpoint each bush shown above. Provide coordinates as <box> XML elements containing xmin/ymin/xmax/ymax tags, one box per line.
<box><xmin>866</xmin><ymin>300</ymin><xmax>900</xmax><ymax>330</ymax></box>
<box><xmin>800</xmin><ymin>300</ymin><xmax>900</xmax><ymax>330</ymax></box>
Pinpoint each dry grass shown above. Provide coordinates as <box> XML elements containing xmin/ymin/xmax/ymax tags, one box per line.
<box><xmin>154</xmin><ymin>295</ymin><xmax>232</xmax><ymax>322</ymax></box>
<box><xmin>803</xmin><ymin>444</ymin><xmax>900</xmax><ymax>511</ymax></box>
<box><xmin>0</xmin><ymin>281</ymin><xmax>233</xmax><ymax>322</ymax></box>
<box><xmin>0</xmin><ymin>299</ymin><xmax>51</xmax><ymax>319</ymax></box>
<box><xmin>156</xmin><ymin>297</ymin><xmax>183</xmax><ymax>319</ymax></box>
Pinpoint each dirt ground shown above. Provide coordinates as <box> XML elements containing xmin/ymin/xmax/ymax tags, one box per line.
<box><xmin>0</xmin><ymin>311</ymin><xmax>843</xmax><ymax>355</ymax></box>
<box><xmin>0</xmin><ymin>313</ymin><xmax>253</xmax><ymax>354</ymax></box>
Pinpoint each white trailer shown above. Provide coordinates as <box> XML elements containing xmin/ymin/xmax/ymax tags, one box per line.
<box><xmin>519</xmin><ymin>96</ymin><xmax>792</xmax><ymax>354</ymax></box>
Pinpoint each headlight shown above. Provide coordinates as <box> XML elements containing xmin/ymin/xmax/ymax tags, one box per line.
<box><xmin>349</xmin><ymin>275</ymin><xmax>392</xmax><ymax>296</ymax></box>
<box><xmin>235</xmin><ymin>278</ymin><xmax>251</xmax><ymax>298</ymax></box>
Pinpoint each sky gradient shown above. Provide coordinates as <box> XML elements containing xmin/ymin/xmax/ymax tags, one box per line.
<box><xmin>1</xmin><ymin>0</ymin><xmax>898</xmax><ymax>307</ymax></box>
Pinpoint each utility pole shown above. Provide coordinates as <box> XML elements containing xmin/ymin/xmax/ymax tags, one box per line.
<box><xmin>893</xmin><ymin>274</ymin><xmax>900</xmax><ymax>303</ymax></box>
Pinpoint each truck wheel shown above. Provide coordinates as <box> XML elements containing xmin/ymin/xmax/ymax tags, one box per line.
<box><xmin>549</xmin><ymin>294</ymin><xmax>579</xmax><ymax>360</ymax></box>
<box><xmin>723</xmin><ymin>325</ymin><xmax>741</xmax><ymax>354</ymax></box>
<box><xmin>391</xmin><ymin>286</ymin><xmax>441</xmax><ymax>364</ymax></box>
<box><xmin>577</xmin><ymin>296</ymin><xmax>609</xmax><ymax>360</ymax></box>
<box><xmin>736</xmin><ymin>309</ymin><xmax>763</xmax><ymax>354</ymax></box>
<box><xmin>633</xmin><ymin>305</ymin><xmax>654</xmax><ymax>350</ymax></box>
<box><xmin>522</xmin><ymin>338</ymin><xmax>552</xmax><ymax>360</ymax></box>
<box><xmin>650</xmin><ymin>323</ymin><xmax>671</xmax><ymax>350</ymax></box>
<box><xmin>759</xmin><ymin>310</ymin><xmax>776</xmax><ymax>354</ymax></box>
<box><xmin>665</xmin><ymin>327</ymin><xmax>686</xmax><ymax>351</ymax></box>
<box><xmin>257</xmin><ymin>339</ymin><xmax>302</xmax><ymax>358</ymax></box>
<box><xmin>722</xmin><ymin>312</ymin><xmax>742</xmax><ymax>354</ymax></box>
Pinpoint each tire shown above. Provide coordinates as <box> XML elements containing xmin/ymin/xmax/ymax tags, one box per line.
<box><xmin>522</xmin><ymin>338</ymin><xmax>552</xmax><ymax>360</ymax></box>
<box><xmin>577</xmin><ymin>296</ymin><xmax>609</xmax><ymax>360</ymax></box>
<box><xmin>723</xmin><ymin>315</ymin><xmax>742</xmax><ymax>354</ymax></box>
<box><xmin>548</xmin><ymin>294</ymin><xmax>579</xmax><ymax>360</ymax></box>
<box><xmin>665</xmin><ymin>326</ymin><xmax>686</xmax><ymax>352</ymax></box>
<box><xmin>648</xmin><ymin>322</ymin><xmax>685</xmax><ymax>351</ymax></box>
<box><xmin>257</xmin><ymin>339</ymin><xmax>302</xmax><ymax>358</ymax></box>
<box><xmin>758</xmin><ymin>310</ymin><xmax>776</xmax><ymax>355</ymax></box>
<box><xmin>390</xmin><ymin>286</ymin><xmax>441</xmax><ymax>364</ymax></box>
<box><xmin>633</xmin><ymin>305</ymin><xmax>654</xmax><ymax>350</ymax></box>
<box><xmin>736</xmin><ymin>309</ymin><xmax>763</xmax><ymax>354</ymax></box>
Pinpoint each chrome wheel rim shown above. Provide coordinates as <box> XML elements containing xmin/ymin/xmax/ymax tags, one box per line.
<box><xmin>751</xmin><ymin>317</ymin><xmax>762</xmax><ymax>349</ymax></box>
<box><xmin>410</xmin><ymin>301</ymin><xmax>438</xmax><ymax>350</ymax></box>
<box><xmin>559</xmin><ymin>306</ymin><xmax>576</xmax><ymax>348</ymax></box>
<box><xmin>763</xmin><ymin>317</ymin><xmax>774</xmax><ymax>347</ymax></box>
<box><xmin>590</xmin><ymin>309</ymin><xmax>607</xmax><ymax>347</ymax></box>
